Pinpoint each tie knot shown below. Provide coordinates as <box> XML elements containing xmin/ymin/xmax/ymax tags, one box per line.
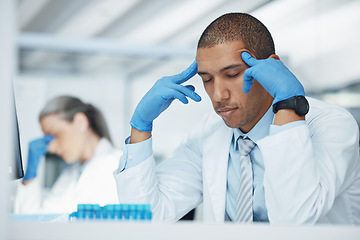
<box><xmin>237</xmin><ymin>137</ymin><xmax>256</xmax><ymax>156</ymax></box>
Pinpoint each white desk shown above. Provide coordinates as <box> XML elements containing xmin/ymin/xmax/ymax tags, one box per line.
<box><xmin>9</xmin><ymin>221</ymin><xmax>360</xmax><ymax>240</ymax></box>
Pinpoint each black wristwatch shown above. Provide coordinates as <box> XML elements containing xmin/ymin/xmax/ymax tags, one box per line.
<box><xmin>273</xmin><ymin>96</ymin><xmax>309</xmax><ymax>116</ymax></box>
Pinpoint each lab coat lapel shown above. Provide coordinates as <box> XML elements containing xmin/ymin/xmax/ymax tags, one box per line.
<box><xmin>203</xmin><ymin>123</ymin><xmax>232</xmax><ymax>222</ymax></box>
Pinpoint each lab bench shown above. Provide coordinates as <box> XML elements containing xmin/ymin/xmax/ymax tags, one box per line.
<box><xmin>8</xmin><ymin>220</ymin><xmax>360</xmax><ymax>240</ymax></box>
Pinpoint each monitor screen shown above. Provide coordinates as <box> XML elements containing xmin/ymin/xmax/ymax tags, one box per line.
<box><xmin>10</xmin><ymin>104</ymin><xmax>24</xmax><ymax>180</ymax></box>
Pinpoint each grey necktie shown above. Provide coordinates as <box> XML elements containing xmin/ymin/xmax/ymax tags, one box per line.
<box><xmin>235</xmin><ymin>137</ymin><xmax>256</xmax><ymax>223</ymax></box>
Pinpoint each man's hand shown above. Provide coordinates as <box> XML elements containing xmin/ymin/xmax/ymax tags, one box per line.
<box><xmin>23</xmin><ymin>135</ymin><xmax>54</xmax><ymax>182</ymax></box>
<box><xmin>130</xmin><ymin>60</ymin><xmax>201</xmax><ymax>132</ymax></box>
<box><xmin>241</xmin><ymin>52</ymin><xmax>305</xmax><ymax>105</ymax></box>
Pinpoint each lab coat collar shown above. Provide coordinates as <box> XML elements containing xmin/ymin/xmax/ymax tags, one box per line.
<box><xmin>93</xmin><ymin>138</ymin><xmax>113</xmax><ymax>158</ymax></box>
<box><xmin>82</xmin><ymin>138</ymin><xmax>114</xmax><ymax>167</ymax></box>
<box><xmin>202</xmin><ymin>119</ymin><xmax>233</xmax><ymax>222</ymax></box>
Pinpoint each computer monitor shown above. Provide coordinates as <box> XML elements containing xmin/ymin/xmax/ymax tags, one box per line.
<box><xmin>10</xmin><ymin>104</ymin><xmax>24</xmax><ymax>180</ymax></box>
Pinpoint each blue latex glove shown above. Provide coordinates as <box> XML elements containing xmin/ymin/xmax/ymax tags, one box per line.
<box><xmin>241</xmin><ymin>52</ymin><xmax>305</xmax><ymax>104</ymax></box>
<box><xmin>23</xmin><ymin>135</ymin><xmax>54</xmax><ymax>181</ymax></box>
<box><xmin>130</xmin><ymin>61</ymin><xmax>201</xmax><ymax>132</ymax></box>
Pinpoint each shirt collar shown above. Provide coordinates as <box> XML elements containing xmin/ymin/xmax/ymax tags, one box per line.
<box><xmin>233</xmin><ymin>106</ymin><xmax>274</xmax><ymax>145</ymax></box>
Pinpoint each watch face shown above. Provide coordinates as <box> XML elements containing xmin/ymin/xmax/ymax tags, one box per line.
<box><xmin>295</xmin><ymin>96</ymin><xmax>309</xmax><ymax>116</ymax></box>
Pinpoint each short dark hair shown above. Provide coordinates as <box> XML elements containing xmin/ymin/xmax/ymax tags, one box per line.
<box><xmin>197</xmin><ymin>12</ymin><xmax>275</xmax><ymax>59</ymax></box>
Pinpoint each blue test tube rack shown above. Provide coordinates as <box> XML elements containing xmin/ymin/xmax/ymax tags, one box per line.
<box><xmin>69</xmin><ymin>204</ymin><xmax>152</xmax><ymax>222</ymax></box>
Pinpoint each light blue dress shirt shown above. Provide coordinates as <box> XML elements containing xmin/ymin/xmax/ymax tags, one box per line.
<box><xmin>226</xmin><ymin>108</ymin><xmax>273</xmax><ymax>222</ymax></box>
<box><xmin>119</xmin><ymin>107</ymin><xmax>305</xmax><ymax>222</ymax></box>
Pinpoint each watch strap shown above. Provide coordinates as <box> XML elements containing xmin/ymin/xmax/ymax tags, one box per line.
<box><xmin>273</xmin><ymin>96</ymin><xmax>309</xmax><ymax>116</ymax></box>
<box><xmin>273</xmin><ymin>98</ymin><xmax>296</xmax><ymax>113</ymax></box>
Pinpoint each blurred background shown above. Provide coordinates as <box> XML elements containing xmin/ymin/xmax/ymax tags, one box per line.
<box><xmin>13</xmin><ymin>0</ymin><xmax>360</xmax><ymax>189</ymax></box>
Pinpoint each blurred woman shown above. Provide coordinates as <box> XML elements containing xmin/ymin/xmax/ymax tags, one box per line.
<box><xmin>14</xmin><ymin>96</ymin><xmax>122</xmax><ymax>214</ymax></box>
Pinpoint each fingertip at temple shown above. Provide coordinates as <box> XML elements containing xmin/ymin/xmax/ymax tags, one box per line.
<box><xmin>241</xmin><ymin>51</ymin><xmax>251</xmax><ymax>59</ymax></box>
<box><xmin>187</xmin><ymin>60</ymin><xmax>198</xmax><ymax>75</ymax></box>
<box><xmin>174</xmin><ymin>61</ymin><xmax>198</xmax><ymax>83</ymax></box>
<box><xmin>241</xmin><ymin>51</ymin><xmax>258</xmax><ymax>67</ymax></box>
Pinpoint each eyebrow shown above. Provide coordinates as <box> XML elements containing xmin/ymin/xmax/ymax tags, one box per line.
<box><xmin>220</xmin><ymin>64</ymin><xmax>244</xmax><ymax>72</ymax></box>
<box><xmin>197</xmin><ymin>63</ymin><xmax>244</xmax><ymax>75</ymax></box>
<box><xmin>197</xmin><ymin>71</ymin><xmax>209</xmax><ymax>75</ymax></box>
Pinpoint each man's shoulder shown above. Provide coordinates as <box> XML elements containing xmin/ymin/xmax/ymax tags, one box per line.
<box><xmin>306</xmin><ymin>96</ymin><xmax>357</xmax><ymax>129</ymax></box>
<box><xmin>307</xmin><ymin>96</ymin><xmax>354</xmax><ymax>118</ymax></box>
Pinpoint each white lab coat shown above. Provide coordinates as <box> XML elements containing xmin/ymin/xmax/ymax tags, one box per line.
<box><xmin>114</xmin><ymin>97</ymin><xmax>360</xmax><ymax>224</ymax></box>
<box><xmin>14</xmin><ymin>138</ymin><xmax>122</xmax><ymax>214</ymax></box>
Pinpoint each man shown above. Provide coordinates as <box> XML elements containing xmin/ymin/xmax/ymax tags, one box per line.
<box><xmin>114</xmin><ymin>13</ymin><xmax>360</xmax><ymax>224</ymax></box>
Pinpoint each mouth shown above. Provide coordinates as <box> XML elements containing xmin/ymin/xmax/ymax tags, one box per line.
<box><xmin>217</xmin><ymin>107</ymin><xmax>238</xmax><ymax>117</ymax></box>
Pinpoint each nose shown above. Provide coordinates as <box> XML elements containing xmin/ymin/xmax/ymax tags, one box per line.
<box><xmin>213</xmin><ymin>78</ymin><xmax>230</xmax><ymax>102</ymax></box>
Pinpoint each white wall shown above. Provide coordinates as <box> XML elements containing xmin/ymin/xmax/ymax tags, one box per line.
<box><xmin>252</xmin><ymin>0</ymin><xmax>360</xmax><ymax>92</ymax></box>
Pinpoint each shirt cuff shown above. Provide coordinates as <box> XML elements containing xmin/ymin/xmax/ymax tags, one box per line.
<box><xmin>116</xmin><ymin>136</ymin><xmax>153</xmax><ymax>172</ymax></box>
<box><xmin>270</xmin><ymin>120</ymin><xmax>306</xmax><ymax>136</ymax></box>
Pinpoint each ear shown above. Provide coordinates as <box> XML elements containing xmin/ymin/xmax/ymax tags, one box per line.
<box><xmin>268</xmin><ymin>54</ymin><xmax>280</xmax><ymax>60</ymax></box>
<box><xmin>73</xmin><ymin>112</ymin><xmax>89</xmax><ymax>133</ymax></box>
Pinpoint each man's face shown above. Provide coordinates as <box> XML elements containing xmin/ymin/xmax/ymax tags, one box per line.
<box><xmin>196</xmin><ymin>41</ymin><xmax>273</xmax><ymax>132</ymax></box>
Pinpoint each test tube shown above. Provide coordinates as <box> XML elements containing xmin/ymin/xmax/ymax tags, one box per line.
<box><xmin>144</xmin><ymin>204</ymin><xmax>152</xmax><ymax>221</ymax></box>
<box><xmin>105</xmin><ymin>204</ymin><xmax>116</xmax><ymax>220</ymax></box>
<box><xmin>77</xmin><ymin>204</ymin><xmax>86</xmax><ymax>220</ymax></box>
<box><xmin>93</xmin><ymin>204</ymin><xmax>101</xmax><ymax>220</ymax></box>
<box><xmin>85</xmin><ymin>204</ymin><xmax>94</xmax><ymax>220</ymax></box>
<box><xmin>122</xmin><ymin>204</ymin><xmax>130</xmax><ymax>220</ymax></box>
<box><xmin>101</xmin><ymin>205</ymin><xmax>109</xmax><ymax>220</ymax></box>
<box><xmin>114</xmin><ymin>204</ymin><xmax>123</xmax><ymax>220</ymax></box>
<box><xmin>129</xmin><ymin>204</ymin><xmax>137</xmax><ymax>220</ymax></box>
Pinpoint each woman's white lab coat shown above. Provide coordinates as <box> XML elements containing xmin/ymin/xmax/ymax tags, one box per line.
<box><xmin>14</xmin><ymin>138</ymin><xmax>122</xmax><ymax>214</ymax></box>
<box><xmin>114</xmin><ymin>97</ymin><xmax>360</xmax><ymax>224</ymax></box>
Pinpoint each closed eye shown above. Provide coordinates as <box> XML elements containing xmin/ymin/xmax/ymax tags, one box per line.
<box><xmin>203</xmin><ymin>78</ymin><xmax>213</xmax><ymax>83</ymax></box>
<box><xmin>227</xmin><ymin>72</ymin><xmax>240</xmax><ymax>78</ymax></box>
